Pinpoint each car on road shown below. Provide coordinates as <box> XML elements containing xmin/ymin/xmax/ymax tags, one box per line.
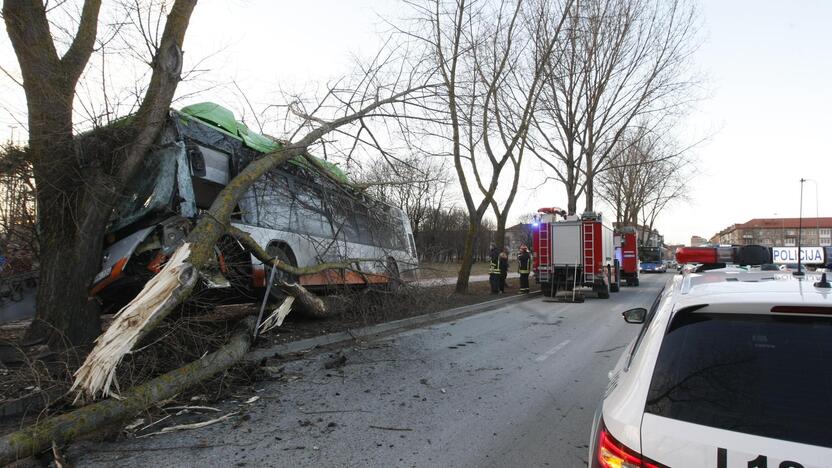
<box><xmin>589</xmin><ymin>245</ymin><xmax>832</xmax><ymax>468</ymax></box>
<box><xmin>639</xmin><ymin>262</ymin><xmax>667</xmax><ymax>273</ymax></box>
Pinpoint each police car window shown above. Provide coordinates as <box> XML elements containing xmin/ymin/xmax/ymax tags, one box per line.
<box><xmin>626</xmin><ymin>287</ymin><xmax>665</xmax><ymax>369</ymax></box>
<box><xmin>645</xmin><ymin>313</ymin><xmax>832</xmax><ymax>448</ymax></box>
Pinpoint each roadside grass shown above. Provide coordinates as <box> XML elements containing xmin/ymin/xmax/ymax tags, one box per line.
<box><xmin>417</xmin><ymin>261</ymin><xmax>492</xmax><ymax>279</ymax></box>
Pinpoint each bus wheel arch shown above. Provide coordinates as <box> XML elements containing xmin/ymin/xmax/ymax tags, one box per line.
<box><xmin>385</xmin><ymin>256</ymin><xmax>402</xmax><ymax>290</ymax></box>
<box><xmin>266</xmin><ymin>241</ymin><xmax>298</xmax><ymax>288</ymax></box>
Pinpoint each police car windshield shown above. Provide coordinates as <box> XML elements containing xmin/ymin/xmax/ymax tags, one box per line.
<box><xmin>645</xmin><ymin>312</ymin><xmax>832</xmax><ymax>448</ymax></box>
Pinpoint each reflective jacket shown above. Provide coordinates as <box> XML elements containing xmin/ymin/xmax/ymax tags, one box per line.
<box><xmin>489</xmin><ymin>248</ymin><xmax>500</xmax><ymax>274</ymax></box>
<box><xmin>518</xmin><ymin>251</ymin><xmax>531</xmax><ymax>274</ymax></box>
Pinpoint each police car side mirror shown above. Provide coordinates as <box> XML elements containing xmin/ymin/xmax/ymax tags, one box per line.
<box><xmin>622</xmin><ymin>308</ymin><xmax>647</xmax><ymax>324</ymax></box>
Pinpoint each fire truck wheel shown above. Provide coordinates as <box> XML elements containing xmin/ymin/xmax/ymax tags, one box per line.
<box><xmin>541</xmin><ymin>283</ymin><xmax>553</xmax><ymax>297</ymax></box>
<box><xmin>597</xmin><ymin>284</ymin><xmax>610</xmax><ymax>299</ymax></box>
<box><xmin>610</xmin><ymin>282</ymin><xmax>620</xmax><ymax>293</ymax></box>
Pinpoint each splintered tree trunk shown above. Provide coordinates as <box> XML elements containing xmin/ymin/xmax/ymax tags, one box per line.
<box><xmin>0</xmin><ymin>318</ymin><xmax>256</xmax><ymax>466</ymax></box>
<box><xmin>455</xmin><ymin>221</ymin><xmax>479</xmax><ymax>293</ymax></box>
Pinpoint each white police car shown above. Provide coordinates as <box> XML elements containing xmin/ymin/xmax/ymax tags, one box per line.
<box><xmin>589</xmin><ymin>245</ymin><xmax>832</xmax><ymax>468</ymax></box>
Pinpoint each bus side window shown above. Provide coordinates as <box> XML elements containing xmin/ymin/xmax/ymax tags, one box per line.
<box><xmin>331</xmin><ymin>196</ymin><xmax>359</xmax><ymax>243</ymax></box>
<box><xmin>258</xmin><ymin>171</ymin><xmax>291</xmax><ymax>230</ymax></box>
<box><xmin>289</xmin><ymin>180</ymin><xmax>331</xmax><ymax>238</ymax></box>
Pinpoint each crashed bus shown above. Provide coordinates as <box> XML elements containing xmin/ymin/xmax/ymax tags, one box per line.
<box><xmin>91</xmin><ymin>102</ymin><xmax>418</xmax><ymax>307</ymax></box>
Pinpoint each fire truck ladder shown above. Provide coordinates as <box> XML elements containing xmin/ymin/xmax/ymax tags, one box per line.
<box><xmin>583</xmin><ymin>223</ymin><xmax>595</xmax><ymax>284</ymax></box>
<box><xmin>538</xmin><ymin>223</ymin><xmax>550</xmax><ymax>282</ymax></box>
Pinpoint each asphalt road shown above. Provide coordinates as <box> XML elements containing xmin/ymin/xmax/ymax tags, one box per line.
<box><xmin>71</xmin><ymin>273</ymin><xmax>669</xmax><ymax>468</ymax></box>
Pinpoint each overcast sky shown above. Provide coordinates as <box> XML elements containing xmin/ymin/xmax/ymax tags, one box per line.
<box><xmin>2</xmin><ymin>0</ymin><xmax>830</xmax><ymax>245</ymax></box>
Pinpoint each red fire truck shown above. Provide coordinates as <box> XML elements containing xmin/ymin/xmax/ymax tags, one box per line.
<box><xmin>614</xmin><ymin>226</ymin><xmax>640</xmax><ymax>287</ymax></box>
<box><xmin>532</xmin><ymin>209</ymin><xmax>619</xmax><ymax>299</ymax></box>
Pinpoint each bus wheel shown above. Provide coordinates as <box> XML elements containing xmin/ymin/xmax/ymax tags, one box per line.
<box><xmin>216</xmin><ymin>235</ymin><xmax>254</xmax><ymax>299</ymax></box>
<box><xmin>385</xmin><ymin>257</ymin><xmax>402</xmax><ymax>291</ymax></box>
<box><xmin>266</xmin><ymin>244</ymin><xmax>298</xmax><ymax>298</ymax></box>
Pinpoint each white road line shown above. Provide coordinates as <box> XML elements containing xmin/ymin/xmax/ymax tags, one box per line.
<box><xmin>535</xmin><ymin>340</ymin><xmax>571</xmax><ymax>362</ymax></box>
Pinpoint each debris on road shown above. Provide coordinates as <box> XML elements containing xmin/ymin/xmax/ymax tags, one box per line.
<box><xmin>323</xmin><ymin>353</ymin><xmax>347</xmax><ymax>369</ymax></box>
<box><xmin>140</xmin><ymin>412</ymin><xmax>238</xmax><ymax>438</ymax></box>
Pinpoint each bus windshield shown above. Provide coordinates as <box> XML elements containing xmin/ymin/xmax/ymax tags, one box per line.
<box><xmin>639</xmin><ymin>246</ymin><xmax>661</xmax><ymax>263</ymax></box>
<box><xmin>110</xmin><ymin>148</ymin><xmax>177</xmax><ymax>232</ymax></box>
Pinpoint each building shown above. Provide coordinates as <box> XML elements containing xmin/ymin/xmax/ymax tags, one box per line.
<box><xmin>504</xmin><ymin>223</ymin><xmax>533</xmax><ymax>252</ymax></box>
<box><xmin>710</xmin><ymin>217</ymin><xmax>832</xmax><ymax>247</ymax></box>
<box><xmin>690</xmin><ymin>235</ymin><xmax>708</xmax><ymax>247</ymax></box>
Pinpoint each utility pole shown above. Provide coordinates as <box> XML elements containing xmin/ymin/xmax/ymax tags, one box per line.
<box><xmin>795</xmin><ymin>178</ymin><xmax>805</xmax><ymax>277</ymax></box>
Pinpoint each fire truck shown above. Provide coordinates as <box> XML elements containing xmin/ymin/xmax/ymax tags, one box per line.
<box><xmin>532</xmin><ymin>209</ymin><xmax>619</xmax><ymax>299</ymax></box>
<box><xmin>614</xmin><ymin>226</ymin><xmax>640</xmax><ymax>286</ymax></box>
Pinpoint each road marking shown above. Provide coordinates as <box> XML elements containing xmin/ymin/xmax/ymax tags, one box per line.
<box><xmin>535</xmin><ymin>340</ymin><xmax>571</xmax><ymax>362</ymax></box>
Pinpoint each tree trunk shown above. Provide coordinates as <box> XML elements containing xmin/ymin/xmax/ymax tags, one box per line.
<box><xmin>495</xmin><ymin>215</ymin><xmax>507</xmax><ymax>250</ymax></box>
<box><xmin>0</xmin><ymin>318</ymin><xmax>256</xmax><ymax>466</ymax></box>
<box><xmin>567</xmin><ymin>189</ymin><xmax>578</xmax><ymax>216</ymax></box>
<box><xmin>23</xmin><ymin>100</ymin><xmax>112</xmax><ymax>347</ymax></box>
<box><xmin>454</xmin><ymin>220</ymin><xmax>479</xmax><ymax>293</ymax></box>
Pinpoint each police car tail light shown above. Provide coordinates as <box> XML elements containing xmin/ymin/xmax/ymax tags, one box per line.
<box><xmin>597</xmin><ymin>423</ymin><xmax>661</xmax><ymax>468</ymax></box>
<box><xmin>675</xmin><ymin>246</ymin><xmax>733</xmax><ymax>265</ymax></box>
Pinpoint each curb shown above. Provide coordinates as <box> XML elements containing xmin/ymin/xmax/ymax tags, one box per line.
<box><xmin>246</xmin><ymin>290</ymin><xmax>541</xmax><ymax>362</ymax></box>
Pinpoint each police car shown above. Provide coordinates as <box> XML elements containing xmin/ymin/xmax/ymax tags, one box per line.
<box><xmin>589</xmin><ymin>245</ymin><xmax>832</xmax><ymax>468</ymax></box>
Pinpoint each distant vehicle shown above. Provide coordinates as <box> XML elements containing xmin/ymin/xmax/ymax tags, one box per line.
<box><xmin>92</xmin><ymin>103</ymin><xmax>418</xmax><ymax>307</ymax></box>
<box><xmin>590</xmin><ymin>245</ymin><xmax>832</xmax><ymax>467</ymax></box>
<box><xmin>639</xmin><ymin>246</ymin><xmax>665</xmax><ymax>273</ymax></box>
<box><xmin>614</xmin><ymin>227</ymin><xmax>640</xmax><ymax>287</ymax></box>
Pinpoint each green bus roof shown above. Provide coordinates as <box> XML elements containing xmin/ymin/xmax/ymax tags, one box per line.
<box><xmin>180</xmin><ymin>102</ymin><xmax>348</xmax><ymax>184</ymax></box>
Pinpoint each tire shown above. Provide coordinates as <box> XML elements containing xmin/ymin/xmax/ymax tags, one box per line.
<box><xmin>266</xmin><ymin>244</ymin><xmax>298</xmax><ymax>299</ymax></box>
<box><xmin>610</xmin><ymin>282</ymin><xmax>619</xmax><ymax>293</ymax></box>
<box><xmin>216</xmin><ymin>236</ymin><xmax>254</xmax><ymax>298</ymax></box>
<box><xmin>541</xmin><ymin>283</ymin><xmax>553</xmax><ymax>297</ymax></box>
<box><xmin>385</xmin><ymin>257</ymin><xmax>402</xmax><ymax>291</ymax></box>
<box><xmin>597</xmin><ymin>283</ymin><xmax>610</xmax><ymax>299</ymax></box>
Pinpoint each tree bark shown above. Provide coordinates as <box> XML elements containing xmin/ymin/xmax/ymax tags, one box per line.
<box><xmin>454</xmin><ymin>221</ymin><xmax>478</xmax><ymax>293</ymax></box>
<box><xmin>0</xmin><ymin>318</ymin><xmax>256</xmax><ymax>466</ymax></box>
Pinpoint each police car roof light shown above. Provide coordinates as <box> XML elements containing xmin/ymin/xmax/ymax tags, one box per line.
<box><xmin>676</xmin><ymin>246</ymin><xmax>732</xmax><ymax>265</ymax></box>
<box><xmin>676</xmin><ymin>245</ymin><xmax>773</xmax><ymax>267</ymax></box>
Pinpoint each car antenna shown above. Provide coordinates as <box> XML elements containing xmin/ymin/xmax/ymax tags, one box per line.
<box><xmin>815</xmin><ymin>273</ymin><xmax>831</xmax><ymax>289</ymax></box>
<box><xmin>794</xmin><ymin>178</ymin><xmax>806</xmax><ymax>277</ymax></box>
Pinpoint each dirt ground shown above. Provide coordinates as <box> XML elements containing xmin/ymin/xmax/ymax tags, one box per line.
<box><xmin>256</xmin><ymin>279</ymin><xmax>507</xmax><ymax>349</ymax></box>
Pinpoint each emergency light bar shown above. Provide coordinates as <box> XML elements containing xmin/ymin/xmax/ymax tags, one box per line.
<box><xmin>676</xmin><ymin>245</ymin><xmax>772</xmax><ymax>267</ymax></box>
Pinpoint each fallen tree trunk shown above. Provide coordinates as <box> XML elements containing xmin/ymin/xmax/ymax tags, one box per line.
<box><xmin>0</xmin><ymin>318</ymin><xmax>256</xmax><ymax>466</ymax></box>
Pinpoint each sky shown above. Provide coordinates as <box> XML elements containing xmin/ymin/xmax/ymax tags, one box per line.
<box><xmin>1</xmin><ymin>0</ymin><xmax>830</xmax><ymax>245</ymax></box>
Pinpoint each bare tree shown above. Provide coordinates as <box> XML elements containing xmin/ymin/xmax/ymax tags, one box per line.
<box><xmin>531</xmin><ymin>0</ymin><xmax>699</xmax><ymax>215</ymax></box>
<box><xmin>3</xmin><ymin>0</ymin><xmax>198</xmax><ymax>348</ymax></box>
<box><xmin>597</xmin><ymin>124</ymin><xmax>691</xmax><ymax>237</ymax></box>
<box><xmin>404</xmin><ymin>0</ymin><xmax>570</xmax><ymax>292</ymax></box>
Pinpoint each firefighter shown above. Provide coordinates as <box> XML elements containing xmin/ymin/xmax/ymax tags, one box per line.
<box><xmin>517</xmin><ymin>244</ymin><xmax>531</xmax><ymax>293</ymax></box>
<box><xmin>488</xmin><ymin>243</ymin><xmax>501</xmax><ymax>294</ymax></box>
<box><xmin>499</xmin><ymin>247</ymin><xmax>509</xmax><ymax>292</ymax></box>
